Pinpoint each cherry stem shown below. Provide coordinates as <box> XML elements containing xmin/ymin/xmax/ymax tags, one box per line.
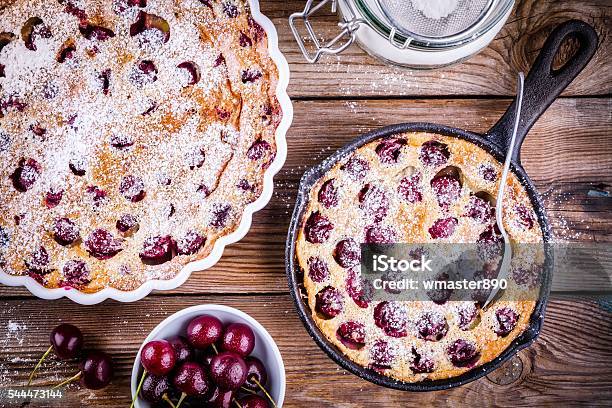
<box><xmin>211</xmin><ymin>343</ymin><xmax>219</xmax><ymax>355</ymax></box>
<box><xmin>27</xmin><ymin>345</ymin><xmax>53</xmax><ymax>386</ymax></box>
<box><xmin>175</xmin><ymin>392</ymin><xmax>186</xmax><ymax>408</ymax></box>
<box><xmin>52</xmin><ymin>371</ymin><xmax>81</xmax><ymax>389</ymax></box>
<box><xmin>240</xmin><ymin>386</ymin><xmax>257</xmax><ymax>394</ymax></box>
<box><xmin>253</xmin><ymin>377</ymin><xmax>277</xmax><ymax>408</ymax></box>
<box><xmin>129</xmin><ymin>370</ymin><xmax>147</xmax><ymax>408</ymax></box>
<box><xmin>162</xmin><ymin>393</ymin><xmax>177</xmax><ymax>408</ymax></box>
<box><xmin>233</xmin><ymin>399</ymin><xmax>243</xmax><ymax>408</ymax></box>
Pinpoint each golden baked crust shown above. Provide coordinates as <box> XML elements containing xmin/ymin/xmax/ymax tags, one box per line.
<box><xmin>0</xmin><ymin>0</ymin><xmax>281</xmax><ymax>293</ymax></box>
<box><xmin>296</xmin><ymin>133</ymin><xmax>543</xmax><ymax>383</ymax></box>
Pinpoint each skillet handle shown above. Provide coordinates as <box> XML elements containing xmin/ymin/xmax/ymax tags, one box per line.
<box><xmin>487</xmin><ymin>20</ymin><xmax>598</xmax><ymax>163</ymax></box>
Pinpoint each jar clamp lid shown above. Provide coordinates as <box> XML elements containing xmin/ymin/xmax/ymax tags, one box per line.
<box><xmin>289</xmin><ymin>0</ymin><xmax>515</xmax><ymax>68</ymax></box>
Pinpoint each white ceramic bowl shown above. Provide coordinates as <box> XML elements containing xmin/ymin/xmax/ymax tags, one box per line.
<box><xmin>131</xmin><ymin>305</ymin><xmax>285</xmax><ymax>407</ymax></box>
<box><xmin>0</xmin><ymin>0</ymin><xmax>293</xmax><ymax>304</ymax></box>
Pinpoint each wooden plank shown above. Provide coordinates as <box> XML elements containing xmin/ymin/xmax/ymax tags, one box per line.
<box><xmin>0</xmin><ymin>296</ymin><xmax>610</xmax><ymax>407</ymax></box>
<box><xmin>262</xmin><ymin>0</ymin><xmax>612</xmax><ymax>98</ymax></box>
<box><xmin>0</xmin><ymin>97</ymin><xmax>609</xmax><ymax>298</ymax></box>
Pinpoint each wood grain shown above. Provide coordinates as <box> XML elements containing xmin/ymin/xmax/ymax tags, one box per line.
<box><xmin>0</xmin><ymin>296</ymin><xmax>610</xmax><ymax>407</ymax></box>
<box><xmin>262</xmin><ymin>0</ymin><xmax>612</xmax><ymax>98</ymax></box>
<box><xmin>2</xmin><ymin>97</ymin><xmax>609</xmax><ymax>298</ymax></box>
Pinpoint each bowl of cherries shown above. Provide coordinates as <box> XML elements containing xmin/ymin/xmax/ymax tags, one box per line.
<box><xmin>130</xmin><ymin>305</ymin><xmax>285</xmax><ymax>408</ymax></box>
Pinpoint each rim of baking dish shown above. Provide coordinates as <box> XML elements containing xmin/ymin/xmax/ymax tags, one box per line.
<box><xmin>0</xmin><ymin>0</ymin><xmax>293</xmax><ymax>305</ymax></box>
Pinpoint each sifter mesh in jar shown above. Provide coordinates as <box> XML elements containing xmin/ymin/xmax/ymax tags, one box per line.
<box><xmin>377</xmin><ymin>0</ymin><xmax>494</xmax><ymax>40</ymax></box>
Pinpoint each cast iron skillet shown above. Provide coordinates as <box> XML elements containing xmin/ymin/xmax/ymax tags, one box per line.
<box><xmin>286</xmin><ymin>20</ymin><xmax>599</xmax><ymax>391</ymax></box>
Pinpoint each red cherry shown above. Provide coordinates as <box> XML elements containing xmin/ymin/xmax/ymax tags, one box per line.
<box><xmin>53</xmin><ymin>217</ymin><xmax>81</xmax><ymax>246</ymax></box>
<box><xmin>426</xmin><ymin>272</ymin><xmax>453</xmax><ymax>304</ymax></box>
<box><xmin>419</xmin><ymin>140</ymin><xmax>449</xmax><ymax>167</ymax></box>
<box><xmin>304</xmin><ymin>212</ymin><xmax>333</xmax><ymax>244</ymax></box>
<box><xmin>336</xmin><ymin>321</ymin><xmax>366</xmax><ymax>349</ymax></box>
<box><xmin>358</xmin><ymin>184</ymin><xmax>389</xmax><ymax>222</ymax></box>
<box><xmin>221</xmin><ymin>323</ymin><xmax>255</xmax><ymax>357</ymax></box>
<box><xmin>410</xmin><ymin>348</ymin><xmax>435</xmax><ymax>374</ymax></box>
<box><xmin>428</xmin><ymin>217</ymin><xmax>458</xmax><ymax>239</ymax></box>
<box><xmin>306</xmin><ymin>256</ymin><xmax>329</xmax><ymax>283</ymax></box>
<box><xmin>369</xmin><ymin>339</ymin><xmax>396</xmax><ymax>369</ymax></box>
<box><xmin>239</xmin><ymin>395</ymin><xmax>270</xmax><ymax>408</ymax></box>
<box><xmin>341</xmin><ymin>156</ymin><xmax>369</xmax><ymax>180</ymax></box>
<box><xmin>397</xmin><ymin>172</ymin><xmax>423</xmax><ymax>203</ymax></box>
<box><xmin>210</xmin><ymin>203</ymin><xmax>231</xmax><ymax>228</ymax></box>
<box><xmin>116</xmin><ymin>214</ymin><xmax>139</xmax><ymax>235</ymax></box>
<box><xmin>430</xmin><ymin>175</ymin><xmax>461</xmax><ymax>210</ymax></box>
<box><xmin>318</xmin><ymin>179</ymin><xmax>338</xmax><ymax>208</ymax></box>
<box><xmin>209</xmin><ymin>351</ymin><xmax>247</xmax><ymax>391</ymax></box>
<box><xmin>78</xmin><ymin>23</ymin><xmax>115</xmax><ymax>41</ymax></box>
<box><xmin>177</xmin><ymin>231</ymin><xmax>206</xmax><ymax>255</ymax></box>
<box><xmin>139</xmin><ymin>236</ymin><xmax>175</xmax><ymax>265</ymax></box>
<box><xmin>22</xmin><ymin>17</ymin><xmax>52</xmax><ymax>51</ymax></box>
<box><xmin>447</xmin><ymin>339</ymin><xmax>480</xmax><ymax>368</ymax></box>
<box><xmin>239</xmin><ymin>32</ymin><xmax>252</xmax><ymax>47</ymax></box>
<box><xmin>119</xmin><ymin>175</ymin><xmax>146</xmax><ymax>202</ymax></box>
<box><xmin>465</xmin><ymin>194</ymin><xmax>494</xmax><ymax>224</ymax></box>
<box><xmin>129</xmin><ymin>11</ymin><xmax>171</xmax><ymax>44</ymax></box>
<box><xmin>25</xmin><ymin>246</ymin><xmax>51</xmax><ymax>275</ymax></box>
<box><xmin>345</xmin><ymin>270</ymin><xmax>372</xmax><ymax>308</ymax></box>
<box><xmin>514</xmin><ymin>204</ymin><xmax>535</xmax><ymax>230</ymax></box>
<box><xmin>364</xmin><ymin>225</ymin><xmax>396</xmax><ymax>244</ymax></box>
<box><xmin>248</xmin><ymin>16</ymin><xmax>265</xmax><ymax>42</ymax></box>
<box><xmin>62</xmin><ymin>260</ymin><xmax>91</xmax><ymax>288</ymax></box>
<box><xmin>315</xmin><ymin>286</ymin><xmax>344</xmax><ymax>319</ymax></box>
<box><xmin>494</xmin><ymin>307</ymin><xmax>519</xmax><ymax>337</ymax></box>
<box><xmin>172</xmin><ymin>361</ymin><xmax>211</xmax><ymax>397</ymax></box>
<box><xmin>373</xmin><ymin>301</ymin><xmax>408</xmax><ymax>338</ymax></box>
<box><xmin>139</xmin><ymin>374</ymin><xmax>170</xmax><ymax>403</ymax></box>
<box><xmin>168</xmin><ymin>335</ymin><xmax>194</xmax><ymax>364</ymax></box>
<box><xmin>333</xmin><ymin>238</ymin><xmax>360</xmax><ymax>268</ymax></box>
<box><xmin>50</xmin><ymin>323</ymin><xmax>83</xmax><ymax>359</ymax></box>
<box><xmin>479</xmin><ymin>164</ymin><xmax>497</xmax><ymax>182</ymax></box>
<box><xmin>85</xmin><ymin>229</ymin><xmax>124</xmax><ymax>259</ymax></box>
<box><xmin>247</xmin><ymin>139</ymin><xmax>271</xmax><ymax>161</ymax></box>
<box><xmin>207</xmin><ymin>387</ymin><xmax>234</xmax><ymax>408</ymax></box>
<box><xmin>86</xmin><ymin>186</ymin><xmax>108</xmax><ymax>207</ymax></box>
<box><xmin>456</xmin><ymin>302</ymin><xmax>479</xmax><ymax>330</ymax></box>
<box><xmin>11</xmin><ymin>158</ymin><xmax>41</xmax><ymax>192</ymax></box>
<box><xmin>187</xmin><ymin>315</ymin><xmax>223</xmax><ymax>349</ymax></box>
<box><xmin>241</xmin><ymin>69</ymin><xmax>262</xmax><ymax>83</ymax></box>
<box><xmin>44</xmin><ymin>188</ymin><xmax>63</xmax><ymax>208</ymax></box>
<box><xmin>130</xmin><ymin>60</ymin><xmax>158</xmax><ymax>87</ymax></box>
<box><xmin>415</xmin><ymin>311</ymin><xmax>448</xmax><ymax>341</ymax></box>
<box><xmin>79</xmin><ymin>351</ymin><xmax>114</xmax><ymax>390</ymax></box>
<box><xmin>243</xmin><ymin>356</ymin><xmax>268</xmax><ymax>391</ymax></box>
<box><xmin>177</xmin><ymin>61</ymin><xmax>201</xmax><ymax>86</ymax></box>
<box><xmin>141</xmin><ymin>340</ymin><xmax>176</xmax><ymax>376</ymax></box>
<box><xmin>375</xmin><ymin>138</ymin><xmax>405</xmax><ymax>164</ymax></box>
<box><xmin>109</xmin><ymin>133</ymin><xmax>133</xmax><ymax>149</ymax></box>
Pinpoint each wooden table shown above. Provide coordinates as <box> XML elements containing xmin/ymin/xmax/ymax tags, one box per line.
<box><xmin>1</xmin><ymin>1</ymin><xmax>611</xmax><ymax>406</ymax></box>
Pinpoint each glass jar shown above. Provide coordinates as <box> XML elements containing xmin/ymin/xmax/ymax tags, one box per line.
<box><xmin>289</xmin><ymin>0</ymin><xmax>515</xmax><ymax>69</ymax></box>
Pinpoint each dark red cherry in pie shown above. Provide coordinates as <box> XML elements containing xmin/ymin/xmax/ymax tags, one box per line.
<box><xmin>45</xmin><ymin>189</ymin><xmax>63</xmax><ymax>208</ymax></box>
<box><xmin>457</xmin><ymin>303</ymin><xmax>479</xmax><ymax>330</ymax></box>
<box><xmin>358</xmin><ymin>184</ymin><xmax>389</xmax><ymax>222</ymax></box>
<box><xmin>241</xmin><ymin>69</ymin><xmax>262</xmax><ymax>83</ymax></box>
<box><xmin>304</xmin><ymin>212</ymin><xmax>333</xmax><ymax>244</ymax></box>
<box><xmin>364</xmin><ymin>225</ymin><xmax>396</xmax><ymax>244</ymax></box>
<box><xmin>221</xmin><ymin>323</ymin><xmax>255</xmax><ymax>357</ymax></box>
<box><xmin>479</xmin><ymin>164</ymin><xmax>497</xmax><ymax>182</ymax></box>
<box><xmin>247</xmin><ymin>139</ymin><xmax>271</xmax><ymax>161</ymax></box>
<box><xmin>346</xmin><ymin>270</ymin><xmax>372</xmax><ymax>308</ymax></box>
<box><xmin>307</xmin><ymin>256</ymin><xmax>329</xmax><ymax>283</ymax></box>
<box><xmin>426</xmin><ymin>272</ymin><xmax>453</xmax><ymax>304</ymax></box>
<box><xmin>53</xmin><ymin>217</ymin><xmax>81</xmax><ymax>246</ymax></box>
<box><xmin>187</xmin><ymin>315</ymin><xmax>223</xmax><ymax>349</ymax></box>
<box><xmin>87</xmin><ymin>186</ymin><xmax>108</xmax><ymax>208</ymax></box>
<box><xmin>419</xmin><ymin>140</ymin><xmax>449</xmax><ymax>167</ymax></box>
<box><xmin>514</xmin><ymin>204</ymin><xmax>535</xmax><ymax>230</ymax></box>
<box><xmin>85</xmin><ymin>229</ymin><xmax>124</xmax><ymax>260</ymax></box>
<box><xmin>177</xmin><ymin>231</ymin><xmax>206</xmax><ymax>255</ymax></box>
<box><xmin>333</xmin><ymin>238</ymin><xmax>360</xmax><ymax>268</ymax></box>
<box><xmin>376</xmin><ymin>138</ymin><xmax>406</xmax><ymax>164</ymax></box>
<box><xmin>415</xmin><ymin>311</ymin><xmax>448</xmax><ymax>341</ymax></box>
<box><xmin>210</xmin><ymin>204</ymin><xmax>232</xmax><ymax>228</ymax></box>
<box><xmin>139</xmin><ymin>236</ymin><xmax>176</xmax><ymax>265</ymax></box>
<box><xmin>369</xmin><ymin>339</ymin><xmax>395</xmax><ymax>370</ymax></box>
<box><xmin>341</xmin><ymin>156</ymin><xmax>369</xmax><ymax>180</ymax></box>
<box><xmin>318</xmin><ymin>179</ymin><xmax>338</xmax><ymax>208</ymax></box>
<box><xmin>11</xmin><ymin>158</ymin><xmax>41</xmax><ymax>192</ymax></box>
<box><xmin>57</xmin><ymin>42</ymin><xmax>76</xmax><ymax>63</ymax></box>
<box><xmin>248</xmin><ymin>17</ymin><xmax>265</xmax><ymax>42</ymax></box>
<box><xmin>141</xmin><ymin>340</ymin><xmax>176</xmax><ymax>376</ymax></box>
<box><xmin>62</xmin><ymin>259</ymin><xmax>91</xmax><ymax>287</ymax></box>
<box><xmin>374</xmin><ymin>301</ymin><xmax>408</xmax><ymax>338</ymax></box>
<box><xmin>410</xmin><ymin>348</ymin><xmax>434</xmax><ymax>374</ymax></box>
<box><xmin>110</xmin><ymin>133</ymin><xmax>133</xmax><ymax>149</ymax></box>
<box><xmin>336</xmin><ymin>321</ymin><xmax>366</xmax><ymax>350</ymax></box>
<box><xmin>398</xmin><ymin>172</ymin><xmax>423</xmax><ymax>203</ymax></box>
<box><xmin>119</xmin><ymin>175</ymin><xmax>146</xmax><ymax>202</ymax></box>
<box><xmin>315</xmin><ymin>286</ymin><xmax>344</xmax><ymax>319</ymax></box>
<box><xmin>494</xmin><ymin>307</ymin><xmax>519</xmax><ymax>337</ymax></box>
<box><xmin>430</xmin><ymin>173</ymin><xmax>462</xmax><ymax>210</ymax></box>
<box><xmin>69</xmin><ymin>158</ymin><xmax>86</xmax><ymax>176</ymax></box>
<box><xmin>447</xmin><ymin>339</ymin><xmax>480</xmax><ymax>368</ymax></box>
<box><xmin>25</xmin><ymin>246</ymin><xmax>51</xmax><ymax>275</ymax></box>
<box><xmin>428</xmin><ymin>217</ymin><xmax>458</xmax><ymax>239</ymax></box>
<box><xmin>116</xmin><ymin>214</ymin><xmax>139</xmax><ymax>235</ymax></box>
<box><xmin>239</xmin><ymin>32</ymin><xmax>252</xmax><ymax>47</ymax></box>
<box><xmin>78</xmin><ymin>23</ymin><xmax>115</xmax><ymax>41</ymax></box>
<box><xmin>465</xmin><ymin>193</ymin><xmax>494</xmax><ymax>224</ymax></box>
